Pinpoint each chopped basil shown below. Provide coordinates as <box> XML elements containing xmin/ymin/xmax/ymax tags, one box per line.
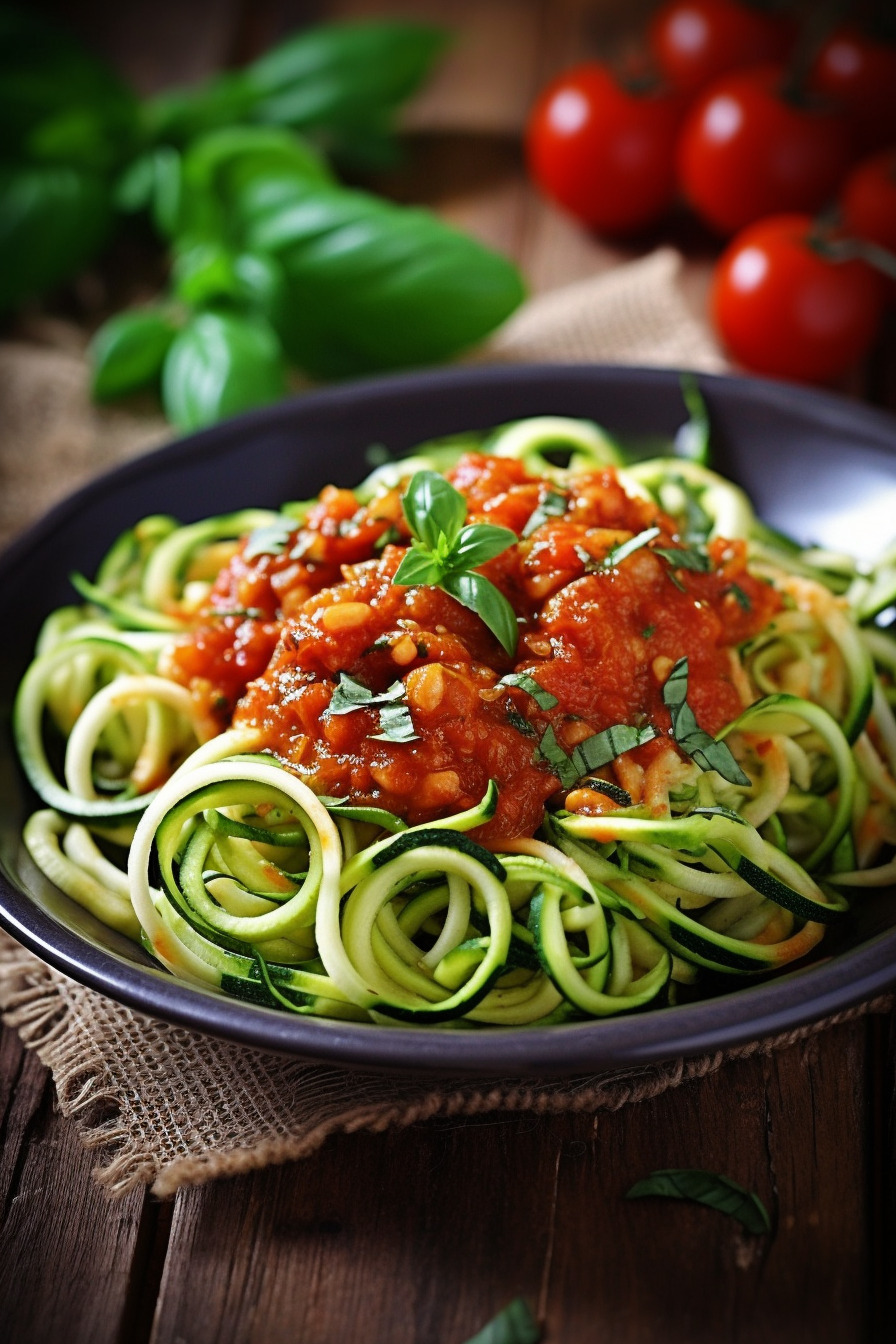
<box><xmin>662</xmin><ymin>657</ymin><xmax>749</xmax><ymax>786</ymax></box>
<box><xmin>243</xmin><ymin>516</ymin><xmax>295</xmax><ymax>560</ymax></box>
<box><xmin>574</xmin><ymin>526</ymin><xmax>662</xmax><ymax>574</ymax></box>
<box><xmin>212</xmin><ymin>606</ymin><xmax>265</xmax><ymax>619</ymax></box>
<box><xmin>521</xmin><ymin>488</ymin><xmax>567</xmax><ymax>539</ymax></box>
<box><xmin>727</xmin><ymin>582</ymin><xmax>752</xmax><ymax>610</ymax></box>
<box><xmin>505</xmin><ymin>705</ymin><xmax>538</xmax><ymax>738</ymax></box>
<box><xmin>498</xmin><ymin>671</ymin><xmax>559</xmax><ymax>710</ymax></box>
<box><xmin>536</xmin><ymin>721</ymin><xmax>656</xmax><ymax>789</ymax></box>
<box><xmin>654</xmin><ymin>544</ymin><xmax>712</xmax><ymax>573</ymax></box>
<box><xmin>642</xmin><ymin>625</ymin><xmax>656</xmax><ymax>639</ymax></box>
<box><xmin>327</xmin><ymin>671</ymin><xmax>419</xmax><ymax>742</ymax></box>
<box><xmin>625</xmin><ymin>1168</ymin><xmax>770</xmax><ymax>1236</ymax></box>
<box><xmin>601</xmin><ymin>526</ymin><xmax>661</xmax><ymax>570</ymax></box>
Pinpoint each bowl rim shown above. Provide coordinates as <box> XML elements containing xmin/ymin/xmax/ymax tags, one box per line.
<box><xmin>2</xmin><ymin>361</ymin><xmax>896</xmax><ymax>1076</ymax></box>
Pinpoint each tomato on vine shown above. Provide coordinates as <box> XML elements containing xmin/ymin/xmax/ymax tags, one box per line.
<box><xmin>525</xmin><ymin>63</ymin><xmax>686</xmax><ymax>236</ymax></box>
<box><xmin>711</xmin><ymin>213</ymin><xmax>884</xmax><ymax>383</ymax></box>
<box><xmin>649</xmin><ymin>0</ymin><xmax>792</xmax><ymax>95</ymax></box>
<box><xmin>677</xmin><ymin>64</ymin><xmax>850</xmax><ymax>236</ymax></box>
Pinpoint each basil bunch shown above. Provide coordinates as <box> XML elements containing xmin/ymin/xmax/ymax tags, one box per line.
<box><xmin>1</xmin><ymin>8</ymin><xmax>526</xmax><ymax>429</ymax></box>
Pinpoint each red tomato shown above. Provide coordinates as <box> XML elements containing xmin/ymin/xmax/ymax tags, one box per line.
<box><xmin>810</xmin><ymin>25</ymin><xmax>896</xmax><ymax>155</ymax></box>
<box><xmin>525</xmin><ymin>64</ymin><xmax>686</xmax><ymax>236</ymax></box>
<box><xmin>840</xmin><ymin>148</ymin><xmax>896</xmax><ymax>302</ymax></box>
<box><xmin>711</xmin><ymin>214</ymin><xmax>884</xmax><ymax>383</ymax></box>
<box><xmin>649</xmin><ymin>0</ymin><xmax>792</xmax><ymax>95</ymax></box>
<box><xmin>677</xmin><ymin>64</ymin><xmax>850</xmax><ymax>236</ymax></box>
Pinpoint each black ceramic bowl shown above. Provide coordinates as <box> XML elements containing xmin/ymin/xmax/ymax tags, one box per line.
<box><xmin>2</xmin><ymin>364</ymin><xmax>896</xmax><ymax>1075</ymax></box>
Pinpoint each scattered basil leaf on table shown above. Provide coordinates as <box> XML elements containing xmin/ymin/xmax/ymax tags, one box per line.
<box><xmin>461</xmin><ymin>1298</ymin><xmax>541</xmax><ymax>1344</ymax></box>
<box><xmin>625</xmin><ymin>1168</ymin><xmax>771</xmax><ymax>1236</ymax></box>
<box><xmin>161</xmin><ymin>311</ymin><xmax>286</xmax><ymax>431</ymax></box>
<box><xmin>89</xmin><ymin>307</ymin><xmax>180</xmax><ymax>401</ymax></box>
<box><xmin>393</xmin><ymin>472</ymin><xmax>519</xmax><ymax>655</ymax></box>
<box><xmin>663</xmin><ymin>657</ymin><xmax>750</xmax><ymax>786</ymax></box>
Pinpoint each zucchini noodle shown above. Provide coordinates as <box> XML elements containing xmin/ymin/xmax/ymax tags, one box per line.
<box><xmin>13</xmin><ymin>413</ymin><xmax>896</xmax><ymax>1028</ymax></box>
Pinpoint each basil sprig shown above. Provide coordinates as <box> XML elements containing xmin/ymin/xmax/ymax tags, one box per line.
<box><xmin>327</xmin><ymin>672</ymin><xmax>418</xmax><ymax>743</ymax></box>
<box><xmin>625</xmin><ymin>1168</ymin><xmax>771</xmax><ymax>1236</ymax></box>
<box><xmin>663</xmin><ymin>658</ymin><xmax>750</xmax><ymax>786</ymax></box>
<box><xmin>393</xmin><ymin>472</ymin><xmax>519</xmax><ymax>655</ymax></box>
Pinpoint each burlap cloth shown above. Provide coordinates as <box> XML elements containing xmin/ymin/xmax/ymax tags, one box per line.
<box><xmin>1</xmin><ymin>248</ymin><xmax>890</xmax><ymax>1198</ymax></box>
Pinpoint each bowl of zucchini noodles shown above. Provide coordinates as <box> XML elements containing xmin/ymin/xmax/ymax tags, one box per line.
<box><xmin>2</xmin><ymin>364</ymin><xmax>896</xmax><ymax>1074</ymax></box>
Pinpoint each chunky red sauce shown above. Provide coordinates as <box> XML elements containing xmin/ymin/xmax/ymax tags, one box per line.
<box><xmin>167</xmin><ymin>454</ymin><xmax>779</xmax><ymax>839</ymax></box>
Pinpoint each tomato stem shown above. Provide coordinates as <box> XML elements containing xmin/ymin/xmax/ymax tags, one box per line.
<box><xmin>810</xmin><ymin>226</ymin><xmax>896</xmax><ymax>281</ymax></box>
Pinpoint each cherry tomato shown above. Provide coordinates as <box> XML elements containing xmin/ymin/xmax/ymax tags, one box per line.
<box><xmin>809</xmin><ymin>25</ymin><xmax>896</xmax><ymax>156</ymax></box>
<box><xmin>677</xmin><ymin>65</ymin><xmax>850</xmax><ymax>236</ymax></box>
<box><xmin>649</xmin><ymin>0</ymin><xmax>792</xmax><ymax>95</ymax></box>
<box><xmin>711</xmin><ymin>213</ymin><xmax>884</xmax><ymax>384</ymax></box>
<box><xmin>525</xmin><ymin>64</ymin><xmax>686</xmax><ymax>236</ymax></box>
<box><xmin>840</xmin><ymin>148</ymin><xmax>896</xmax><ymax>302</ymax></box>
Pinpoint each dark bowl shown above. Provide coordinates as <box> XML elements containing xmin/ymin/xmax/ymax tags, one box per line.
<box><xmin>2</xmin><ymin>363</ymin><xmax>896</xmax><ymax>1075</ymax></box>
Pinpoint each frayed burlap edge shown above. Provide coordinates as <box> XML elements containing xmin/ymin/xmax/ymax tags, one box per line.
<box><xmin>1</xmin><ymin>936</ymin><xmax>891</xmax><ymax>1200</ymax></box>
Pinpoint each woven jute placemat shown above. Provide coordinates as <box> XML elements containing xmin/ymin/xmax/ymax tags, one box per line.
<box><xmin>4</xmin><ymin>248</ymin><xmax>884</xmax><ymax>1200</ymax></box>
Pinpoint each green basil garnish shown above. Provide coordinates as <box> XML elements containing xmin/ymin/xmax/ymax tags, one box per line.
<box><xmin>243</xmin><ymin>517</ymin><xmax>295</xmax><ymax>561</ymax></box>
<box><xmin>497</xmin><ymin>672</ymin><xmax>559</xmax><ymax>710</ymax></box>
<box><xmin>663</xmin><ymin>658</ymin><xmax>750</xmax><ymax>786</ymax></box>
<box><xmin>521</xmin><ymin>488</ymin><xmax>567</xmax><ymax>539</ymax></box>
<box><xmin>393</xmin><ymin>471</ymin><xmax>519</xmax><ymax>655</ymax></box>
<box><xmin>327</xmin><ymin>672</ymin><xmax>418</xmax><ymax>743</ymax></box>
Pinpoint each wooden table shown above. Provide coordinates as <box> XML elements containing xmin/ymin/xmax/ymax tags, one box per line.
<box><xmin>3</xmin><ymin>3</ymin><xmax>895</xmax><ymax>1340</ymax></box>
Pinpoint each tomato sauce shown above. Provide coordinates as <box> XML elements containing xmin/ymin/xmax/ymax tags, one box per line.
<box><xmin>166</xmin><ymin>454</ymin><xmax>779</xmax><ymax>839</ymax></box>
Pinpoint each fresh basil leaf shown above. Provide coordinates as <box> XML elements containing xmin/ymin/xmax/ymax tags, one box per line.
<box><xmin>674</xmin><ymin>373</ymin><xmax>711</xmax><ymax>466</ymax></box>
<box><xmin>114</xmin><ymin>145</ymin><xmax>183</xmax><ymax>235</ymax></box>
<box><xmin>369</xmin><ymin>699</ymin><xmax>419</xmax><ymax>743</ymax></box>
<box><xmin>89</xmin><ymin>307</ymin><xmax>179</xmax><ymax>401</ymax></box>
<box><xmin>401</xmin><ymin>471</ymin><xmax>468</xmax><ymax>551</ymax></box>
<box><xmin>241</xmin><ymin>179</ymin><xmax>525</xmax><ymax>376</ymax></box>
<box><xmin>654</xmin><ymin>545</ymin><xmax>712</xmax><ymax>573</ymax></box>
<box><xmin>244</xmin><ymin>22</ymin><xmax>448</xmax><ymax>169</ymax></box>
<box><xmin>498</xmin><ymin>672</ymin><xmax>559</xmax><ymax>711</ymax></box>
<box><xmin>0</xmin><ymin>163</ymin><xmax>112</xmax><ymax>316</ymax></box>
<box><xmin>602</xmin><ymin>527</ymin><xmax>661</xmax><ymax>570</ymax></box>
<box><xmin>534</xmin><ymin>724</ymin><xmax>578</xmax><ymax>789</ymax></box>
<box><xmin>663</xmin><ymin>658</ymin><xmax>750</xmax><ymax>786</ymax></box>
<box><xmin>392</xmin><ymin>547</ymin><xmax>446</xmax><ymax>587</ymax></box>
<box><xmin>521</xmin><ymin>488</ymin><xmax>567</xmax><ymax>539</ymax></box>
<box><xmin>243</xmin><ymin>517</ymin><xmax>295</xmax><ymax>562</ymax></box>
<box><xmin>328</xmin><ymin>673</ymin><xmax>405</xmax><ymax>715</ymax></box>
<box><xmin>328</xmin><ymin>673</ymin><xmax>418</xmax><ymax>742</ymax></box>
<box><xmin>571</xmin><ymin>723</ymin><xmax>657</xmax><ymax>776</ymax></box>
<box><xmin>461</xmin><ymin>1298</ymin><xmax>540</xmax><ymax>1344</ymax></box>
<box><xmin>442</xmin><ymin>571</ymin><xmax>519</xmax><ymax>656</ymax></box>
<box><xmin>172</xmin><ymin>125</ymin><xmax>332</xmax><ymax>243</ymax></box>
<box><xmin>450</xmin><ymin>523</ymin><xmax>517</xmax><ymax>571</ymax></box>
<box><xmin>161</xmin><ymin>310</ymin><xmax>286</xmax><ymax>431</ymax></box>
<box><xmin>625</xmin><ymin>1169</ymin><xmax>770</xmax><ymax>1235</ymax></box>
<box><xmin>660</xmin><ymin>473</ymin><xmax>714</xmax><ymax>545</ymax></box>
<box><xmin>145</xmin><ymin>22</ymin><xmax>446</xmax><ymax>171</ymax></box>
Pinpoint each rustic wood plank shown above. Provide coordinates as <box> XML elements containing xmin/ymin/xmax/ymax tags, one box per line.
<box><xmin>0</xmin><ymin>1025</ymin><xmax>155</xmax><ymax>1344</ymax></box>
<box><xmin>541</xmin><ymin>1021</ymin><xmax>872</xmax><ymax>1343</ymax></box>
<box><xmin>43</xmin><ymin>0</ymin><xmax>245</xmax><ymax>94</ymax></box>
